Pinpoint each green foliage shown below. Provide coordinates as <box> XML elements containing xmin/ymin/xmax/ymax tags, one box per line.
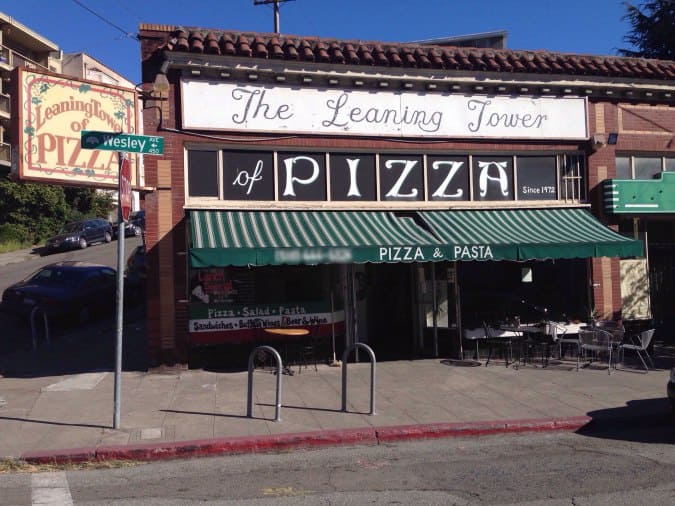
<box><xmin>619</xmin><ymin>1</ymin><xmax>675</xmax><ymax>59</ymax></box>
<box><xmin>0</xmin><ymin>179</ymin><xmax>68</xmax><ymax>244</ymax></box>
<box><xmin>0</xmin><ymin>178</ymin><xmax>114</xmax><ymax>246</ymax></box>
<box><xmin>0</xmin><ymin>223</ymin><xmax>30</xmax><ymax>244</ymax></box>
<box><xmin>63</xmin><ymin>187</ymin><xmax>114</xmax><ymax>221</ymax></box>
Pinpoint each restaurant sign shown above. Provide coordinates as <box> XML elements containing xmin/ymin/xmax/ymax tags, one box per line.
<box><xmin>192</xmin><ymin>149</ymin><xmax>561</xmax><ymax>204</ymax></box>
<box><xmin>11</xmin><ymin>67</ymin><xmax>138</xmax><ymax>189</ymax></box>
<box><xmin>181</xmin><ymin>80</ymin><xmax>588</xmax><ymax>140</ymax></box>
<box><xmin>603</xmin><ymin>172</ymin><xmax>675</xmax><ymax>214</ymax></box>
<box><xmin>188</xmin><ymin>301</ymin><xmax>345</xmax><ymax>334</ymax></box>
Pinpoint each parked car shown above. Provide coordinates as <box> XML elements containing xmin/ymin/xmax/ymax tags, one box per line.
<box><xmin>0</xmin><ymin>262</ymin><xmax>117</xmax><ymax>325</ymax></box>
<box><xmin>124</xmin><ymin>244</ymin><xmax>147</xmax><ymax>300</ymax></box>
<box><xmin>128</xmin><ymin>210</ymin><xmax>145</xmax><ymax>231</ymax></box>
<box><xmin>668</xmin><ymin>367</ymin><xmax>675</xmax><ymax>414</ymax></box>
<box><xmin>44</xmin><ymin>218</ymin><xmax>113</xmax><ymax>254</ymax></box>
<box><xmin>112</xmin><ymin>221</ymin><xmax>142</xmax><ymax>239</ymax></box>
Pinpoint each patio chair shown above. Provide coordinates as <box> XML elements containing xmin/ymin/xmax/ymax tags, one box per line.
<box><xmin>483</xmin><ymin>323</ymin><xmax>521</xmax><ymax>367</ymax></box>
<box><xmin>579</xmin><ymin>328</ymin><xmax>619</xmax><ymax>374</ymax></box>
<box><xmin>618</xmin><ymin>329</ymin><xmax>655</xmax><ymax>372</ymax></box>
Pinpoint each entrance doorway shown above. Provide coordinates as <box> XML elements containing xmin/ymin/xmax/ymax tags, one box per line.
<box><xmin>365</xmin><ymin>263</ymin><xmax>415</xmax><ymax>360</ymax></box>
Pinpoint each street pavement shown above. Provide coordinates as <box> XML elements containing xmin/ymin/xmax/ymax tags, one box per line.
<box><xmin>0</xmin><ymin>246</ymin><xmax>673</xmax><ymax>465</ymax></box>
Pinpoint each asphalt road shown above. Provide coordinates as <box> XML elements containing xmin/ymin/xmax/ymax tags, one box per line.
<box><xmin>1</xmin><ymin>426</ymin><xmax>674</xmax><ymax>505</ymax></box>
<box><xmin>0</xmin><ymin>236</ymin><xmax>143</xmax><ymax>357</ymax></box>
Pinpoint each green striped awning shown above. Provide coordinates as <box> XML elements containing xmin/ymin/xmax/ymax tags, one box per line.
<box><xmin>418</xmin><ymin>208</ymin><xmax>643</xmax><ymax>261</ymax></box>
<box><xmin>189</xmin><ymin>210</ymin><xmax>446</xmax><ymax>267</ymax></box>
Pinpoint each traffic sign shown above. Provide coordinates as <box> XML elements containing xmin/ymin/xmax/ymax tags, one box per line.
<box><xmin>81</xmin><ymin>131</ymin><xmax>164</xmax><ymax>155</ymax></box>
<box><xmin>119</xmin><ymin>153</ymin><xmax>132</xmax><ymax>221</ymax></box>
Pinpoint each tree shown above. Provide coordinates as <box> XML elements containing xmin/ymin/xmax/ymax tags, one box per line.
<box><xmin>0</xmin><ymin>178</ymin><xmax>114</xmax><ymax>245</ymax></box>
<box><xmin>0</xmin><ymin>180</ymin><xmax>68</xmax><ymax>243</ymax></box>
<box><xmin>619</xmin><ymin>1</ymin><xmax>675</xmax><ymax>59</ymax></box>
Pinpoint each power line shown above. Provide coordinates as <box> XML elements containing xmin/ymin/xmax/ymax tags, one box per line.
<box><xmin>71</xmin><ymin>0</ymin><xmax>138</xmax><ymax>40</ymax></box>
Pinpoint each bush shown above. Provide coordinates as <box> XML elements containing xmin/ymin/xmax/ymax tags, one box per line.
<box><xmin>0</xmin><ymin>223</ymin><xmax>30</xmax><ymax>243</ymax></box>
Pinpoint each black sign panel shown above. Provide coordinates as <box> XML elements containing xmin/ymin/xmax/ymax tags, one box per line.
<box><xmin>427</xmin><ymin>156</ymin><xmax>469</xmax><ymax>201</ymax></box>
<box><xmin>187</xmin><ymin>150</ymin><xmax>219</xmax><ymax>197</ymax></box>
<box><xmin>222</xmin><ymin>151</ymin><xmax>275</xmax><ymax>200</ymax></box>
<box><xmin>472</xmin><ymin>156</ymin><xmax>514</xmax><ymax>201</ymax></box>
<box><xmin>330</xmin><ymin>154</ymin><xmax>376</xmax><ymax>201</ymax></box>
<box><xmin>278</xmin><ymin>152</ymin><xmax>326</xmax><ymax>201</ymax></box>
<box><xmin>516</xmin><ymin>156</ymin><xmax>557</xmax><ymax>200</ymax></box>
<box><xmin>379</xmin><ymin>155</ymin><xmax>424</xmax><ymax>201</ymax></box>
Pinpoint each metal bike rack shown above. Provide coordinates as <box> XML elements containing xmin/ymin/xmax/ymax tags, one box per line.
<box><xmin>246</xmin><ymin>345</ymin><xmax>283</xmax><ymax>422</ymax></box>
<box><xmin>341</xmin><ymin>343</ymin><xmax>376</xmax><ymax>415</ymax></box>
<box><xmin>30</xmin><ymin>306</ymin><xmax>50</xmax><ymax>350</ymax></box>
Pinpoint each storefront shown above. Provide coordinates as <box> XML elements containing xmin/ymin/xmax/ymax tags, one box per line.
<box><xmin>137</xmin><ymin>25</ymin><xmax>672</xmax><ymax>367</ymax></box>
<box><xmin>605</xmin><ymin>165</ymin><xmax>675</xmax><ymax>341</ymax></box>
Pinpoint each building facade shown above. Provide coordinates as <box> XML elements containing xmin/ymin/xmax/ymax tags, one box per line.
<box><xmin>0</xmin><ymin>11</ymin><xmax>61</xmax><ymax>174</ymax></box>
<box><xmin>138</xmin><ymin>24</ymin><xmax>674</xmax><ymax>367</ymax></box>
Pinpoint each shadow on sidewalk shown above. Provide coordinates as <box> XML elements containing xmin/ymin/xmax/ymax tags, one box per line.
<box><xmin>0</xmin><ymin>415</ymin><xmax>108</xmax><ymax>430</ymax></box>
<box><xmin>577</xmin><ymin>398</ymin><xmax>674</xmax><ymax>444</ymax></box>
<box><xmin>0</xmin><ymin>310</ymin><xmax>147</xmax><ymax>378</ymax></box>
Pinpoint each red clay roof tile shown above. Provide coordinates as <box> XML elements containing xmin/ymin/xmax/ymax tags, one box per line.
<box><xmin>150</xmin><ymin>27</ymin><xmax>675</xmax><ymax>81</ymax></box>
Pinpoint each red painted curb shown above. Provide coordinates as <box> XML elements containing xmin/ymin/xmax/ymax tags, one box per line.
<box><xmin>19</xmin><ymin>416</ymin><xmax>592</xmax><ymax>465</ymax></box>
<box><xmin>375</xmin><ymin>416</ymin><xmax>592</xmax><ymax>442</ymax></box>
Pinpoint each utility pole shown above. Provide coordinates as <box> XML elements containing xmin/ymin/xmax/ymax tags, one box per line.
<box><xmin>253</xmin><ymin>0</ymin><xmax>294</xmax><ymax>34</ymax></box>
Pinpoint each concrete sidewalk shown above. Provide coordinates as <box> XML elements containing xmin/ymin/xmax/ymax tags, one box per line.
<box><xmin>0</xmin><ymin>346</ymin><xmax>672</xmax><ymax>464</ymax></box>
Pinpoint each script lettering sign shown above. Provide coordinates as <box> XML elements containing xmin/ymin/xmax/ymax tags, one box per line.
<box><xmin>379</xmin><ymin>155</ymin><xmax>424</xmax><ymax>201</ymax></box>
<box><xmin>223</xmin><ymin>151</ymin><xmax>274</xmax><ymax>200</ymax></box>
<box><xmin>181</xmin><ymin>80</ymin><xmax>588</xmax><ymax>140</ymax></box>
<box><xmin>427</xmin><ymin>156</ymin><xmax>469</xmax><ymax>201</ymax></box>
<box><xmin>330</xmin><ymin>154</ymin><xmax>377</xmax><ymax>201</ymax></box>
<box><xmin>472</xmin><ymin>156</ymin><xmax>514</xmax><ymax>201</ymax></box>
<box><xmin>278</xmin><ymin>152</ymin><xmax>326</xmax><ymax>201</ymax></box>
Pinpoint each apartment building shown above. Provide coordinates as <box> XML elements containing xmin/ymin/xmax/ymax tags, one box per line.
<box><xmin>0</xmin><ymin>11</ymin><xmax>62</xmax><ymax>174</ymax></box>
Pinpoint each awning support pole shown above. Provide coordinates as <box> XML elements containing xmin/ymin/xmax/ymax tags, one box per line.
<box><xmin>432</xmin><ymin>264</ymin><xmax>438</xmax><ymax>357</ymax></box>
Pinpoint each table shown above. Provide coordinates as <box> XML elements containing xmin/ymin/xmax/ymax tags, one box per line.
<box><xmin>499</xmin><ymin>324</ymin><xmax>551</xmax><ymax>367</ymax></box>
<box><xmin>263</xmin><ymin>328</ymin><xmax>310</xmax><ymax>375</ymax></box>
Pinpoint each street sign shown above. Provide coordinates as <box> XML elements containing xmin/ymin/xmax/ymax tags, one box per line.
<box><xmin>119</xmin><ymin>153</ymin><xmax>132</xmax><ymax>221</ymax></box>
<box><xmin>81</xmin><ymin>131</ymin><xmax>164</xmax><ymax>155</ymax></box>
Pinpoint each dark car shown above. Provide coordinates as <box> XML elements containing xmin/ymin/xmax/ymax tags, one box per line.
<box><xmin>0</xmin><ymin>262</ymin><xmax>117</xmax><ymax>325</ymax></box>
<box><xmin>124</xmin><ymin>244</ymin><xmax>146</xmax><ymax>300</ymax></box>
<box><xmin>668</xmin><ymin>367</ymin><xmax>675</xmax><ymax>414</ymax></box>
<box><xmin>112</xmin><ymin>221</ymin><xmax>142</xmax><ymax>239</ymax></box>
<box><xmin>128</xmin><ymin>210</ymin><xmax>145</xmax><ymax>231</ymax></box>
<box><xmin>45</xmin><ymin>218</ymin><xmax>113</xmax><ymax>254</ymax></box>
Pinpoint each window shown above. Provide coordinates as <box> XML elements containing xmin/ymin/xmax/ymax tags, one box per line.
<box><xmin>615</xmin><ymin>155</ymin><xmax>673</xmax><ymax>179</ymax></box>
<box><xmin>186</xmin><ymin>148</ymin><xmax>586</xmax><ymax>204</ymax></box>
<box><xmin>187</xmin><ymin>150</ymin><xmax>219</xmax><ymax>197</ymax></box>
<box><xmin>634</xmin><ymin>157</ymin><xmax>662</xmax><ymax>180</ymax></box>
<box><xmin>559</xmin><ymin>154</ymin><xmax>586</xmax><ymax>202</ymax></box>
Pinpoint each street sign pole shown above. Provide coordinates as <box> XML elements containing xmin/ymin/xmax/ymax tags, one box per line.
<box><xmin>80</xmin><ymin>130</ymin><xmax>163</xmax><ymax>430</ymax></box>
<box><xmin>114</xmin><ymin>151</ymin><xmax>125</xmax><ymax>429</ymax></box>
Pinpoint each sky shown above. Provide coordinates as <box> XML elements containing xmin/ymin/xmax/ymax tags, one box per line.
<box><xmin>1</xmin><ymin>0</ymin><xmax>636</xmax><ymax>84</ymax></box>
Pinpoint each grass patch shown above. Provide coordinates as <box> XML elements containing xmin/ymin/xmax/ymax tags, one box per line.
<box><xmin>0</xmin><ymin>240</ymin><xmax>37</xmax><ymax>254</ymax></box>
<box><xmin>0</xmin><ymin>458</ymin><xmax>143</xmax><ymax>474</ymax></box>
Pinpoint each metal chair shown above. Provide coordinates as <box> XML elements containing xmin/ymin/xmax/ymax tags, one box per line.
<box><xmin>618</xmin><ymin>329</ymin><xmax>655</xmax><ymax>372</ymax></box>
<box><xmin>483</xmin><ymin>323</ymin><xmax>521</xmax><ymax>367</ymax></box>
<box><xmin>579</xmin><ymin>328</ymin><xmax>619</xmax><ymax>374</ymax></box>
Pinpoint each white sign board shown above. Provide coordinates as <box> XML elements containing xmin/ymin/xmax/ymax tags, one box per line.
<box><xmin>181</xmin><ymin>80</ymin><xmax>588</xmax><ymax>140</ymax></box>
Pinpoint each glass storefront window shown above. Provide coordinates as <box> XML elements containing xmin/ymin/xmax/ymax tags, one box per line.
<box><xmin>187</xmin><ymin>149</ymin><xmax>585</xmax><ymax>204</ymax></box>
<box><xmin>666</xmin><ymin>157</ymin><xmax>675</xmax><ymax>172</ymax></box>
<box><xmin>616</xmin><ymin>156</ymin><xmax>631</xmax><ymax>179</ymax></box>
<box><xmin>634</xmin><ymin>157</ymin><xmax>662</xmax><ymax>180</ymax></box>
